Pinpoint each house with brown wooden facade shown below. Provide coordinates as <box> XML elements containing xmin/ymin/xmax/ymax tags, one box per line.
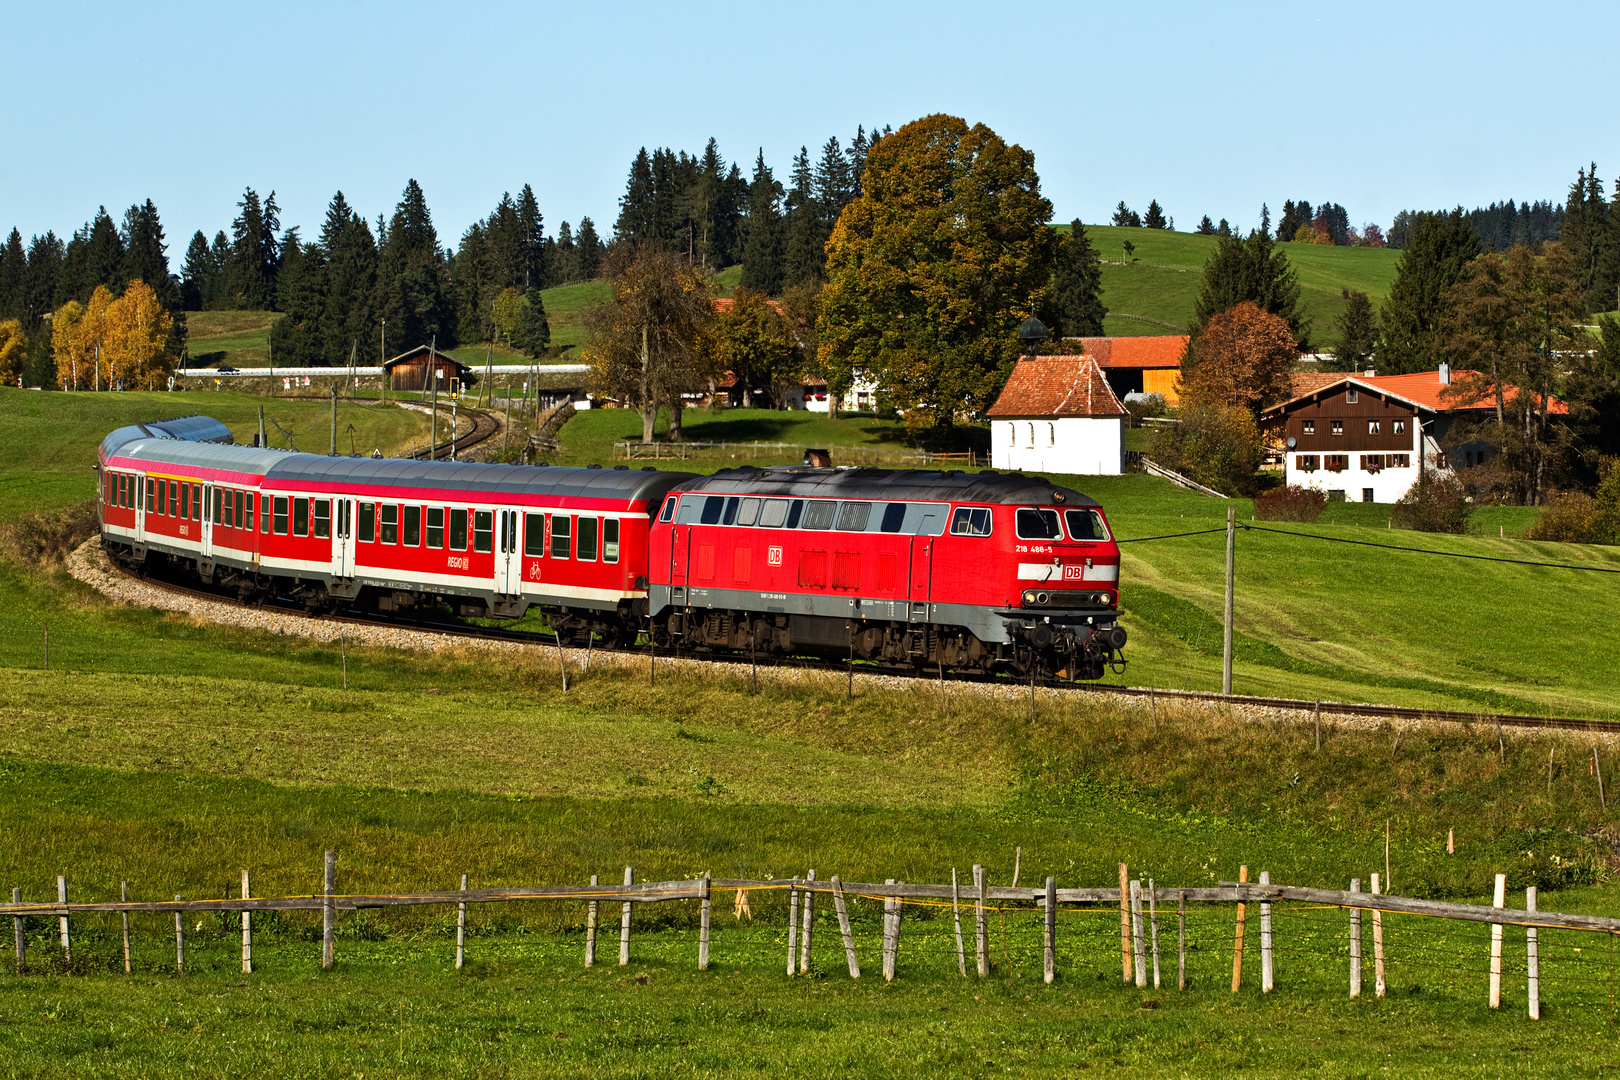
<box><xmin>384</xmin><ymin>345</ymin><xmax>473</xmax><ymax>393</ymax></box>
<box><xmin>1259</xmin><ymin>365</ymin><xmax>1567</xmax><ymax>503</ymax></box>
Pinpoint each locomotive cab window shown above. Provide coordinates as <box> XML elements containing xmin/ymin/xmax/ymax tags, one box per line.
<box><xmin>1064</xmin><ymin>509</ymin><xmax>1110</xmax><ymax>542</ymax></box>
<box><xmin>293</xmin><ymin>498</ymin><xmax>309</xmax><ymax>537</ymax></box>
<box><xmin>949</xmin><ymin>506</ymin><xmax>992</xmax><ymax>537</ymax></box>
<box><xmin>449</xmin><ymin>508</ymin><xmax>467</xmax><ymax>550</ymax></box>
<box><xmin>880</xmin><ymin>503</ymin><xmax>907</xmax><ymax>533</ymax></box>
<box><xmin>659</xmin><ymin>497</ymin><xmax>676</xmax><ymax>523</ymax></box>
<box><xmin>759</xmin><ymin>499</ymin><xmax>790</xmax><ymax>528</ymax></box>
<box><xmin>578</xmin><ymin>517</ymin><xmax>598</xmax><ymax>561</ymax></box>
<box><xmin>473</xmin><ymin>510</ymin><xmax>493</xmax><ymax>553</ymax></box>
<box><xmin>380</xmin><ymin>504</ymin><xmax>398</xmax><ymax>544</ymax></box>
<box><xmin>403</xmin><ymin>505</ymin><xmax>421</xmax><ymax>546</ymax></box>
<box><xmin>425</xmin><ymin>507</ymin><xmax>443</xmax><ymax>548</ymax></box>
<box><xmin>359</xmin><ymin>502</ymin><xmax>375</xmax><ymax>542</ymax></box>
<box><xmin>524</xmin><ymin>513</ymin><xmax>545</xmax><ymax>556</ymax></box>
<box><xmin>700</xmin><ymin>497</ymin><xmax>726</xmax><ymax>525</ymax></box>
<box><xmin>549</xmin><ymin>514</ymin><xmax>570</xmax><ymax>559</ymax></box>
<box><xmin>1016</xmin><ymin>507</ymin><xmax>1062</xmax><ymax>540</ymax></box>
<box><xmin>837</xmin><ymin>501</ymin><xmax>871</xmax><ymax>531</ymax></box>
<box><xmin>736</xmin><ymin>498</ymin><xmax>760</xmax><ymax>526</ymax></box>
<box><xmin>273</xmin><ymin>497</ymin><xmax>290</xmax><ymax>536</ymax></box>
<box><xmin>602</xmin><ymin>518</ymin><xmax>620</xmax><ymax>563</ymax></box>
<box><xmin>802</xmin><ymin>500</ymin><xmax>836</xmax><ymax>530</ymax></box>
<box><xmin>720</xmin><ymin>497</ymin><xmax>741</xmax><ymax>525</ymax></box>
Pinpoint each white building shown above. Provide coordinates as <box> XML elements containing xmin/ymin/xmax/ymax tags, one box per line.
<box><xmin>985</xmin><ymin>354</ymin><xmax>1127</xmax><ymax>475</ymax></box>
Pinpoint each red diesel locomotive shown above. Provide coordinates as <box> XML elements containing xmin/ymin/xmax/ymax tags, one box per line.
<box><xmin>97</xmin><ymin>416</ymin><xmax>1126</xmax><ymax>678</ymax></box>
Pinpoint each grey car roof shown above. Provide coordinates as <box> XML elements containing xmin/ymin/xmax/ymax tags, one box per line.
<box><xmin>674</xmin><ymin>466</ymin><xmax>1100</xmax><ymax>507</ymax></box>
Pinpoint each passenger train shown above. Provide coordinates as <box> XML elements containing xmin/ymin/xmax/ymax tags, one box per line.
<box><xmin>97</xmin><ymin>416</ymin><xmax>1126</xmax><ymax>678</ymax></box>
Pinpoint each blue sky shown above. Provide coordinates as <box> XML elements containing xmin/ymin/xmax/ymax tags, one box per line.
<box><xmin>3</xmin><ymin>0</ymin><xmax>1616</xmax><ymax>252</ymax></box>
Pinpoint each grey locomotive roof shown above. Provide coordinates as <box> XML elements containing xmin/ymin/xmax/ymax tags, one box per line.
<box><xmin>678</xmin><ymin>467</ymin><xmax>1099</xmax><ymax>507</ymax></box>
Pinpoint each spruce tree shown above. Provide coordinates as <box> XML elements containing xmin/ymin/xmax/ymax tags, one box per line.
<box><xmin>377</xmin><ymin>179</ymin><xmax>455</xmax><ymax>349</ymax></box>
<box><xmin>1046</xmin><ymin>220</ymin><xmax>1107</xmax><ymax>337</ymax></box>
<box><xmin>1111</xmin><ymin>202</ymin><xmax>1140</xmax><ymax>228</ymax></box>
<box><xmin>28</xmin><ymin>232</ymin><xmax>63</xmax><ymax>315</ymax></box>
<box><xmin>1217</xmin><ymin>219</ymin><xmax>1232</xmax><ymax>237</ymax></box>
<box><xmin>1187</xmin><ymin>211</ymin><xmax>1307</xmax><ymax>351</ymax></box>
<box><xmin>120</xmin><ymin>200</ymin><xmax>180</xmax><ymax>311</ymax></box>
<box><xmin>509</xmin><ymin>287</ymin><xmax>550</xmax><ymax>357</ymax></box>
<box><xmin>0</xmin><ymin>229</ymin><xmax>26</xmax><ymax>320</ymax></box>
<box><xmin>740</xmin><ymin>151</ymin><xmax>784</xmax><ymax>295</ymax></box>
<box><xmin>1195</xmin><ymin>215</ymin><xmax>1216</xmax><ymax>236</ymax></box>
<box><xmin>516</xmin><ymin>184</ymin><xmax>545</xmax><ymax>288</ymax></box>
<box><xmin>319</xmin><ymin>199</ymin><xmax>377</xmax><ymax>366</ymax></box>
<box><xmin>1143</xmin><ymin>200</ymin><xmax>1168</xmax><ymax>230</ymax></box>
<box><xmin>268</xmin><ymin>229</ymin><xmax>325</xmax><ymax>366</ymax></box>
<box><xmin>615</xmin><ymin>149</ymin><xmax>656</xmax><ymax>244</ymax></box>
<box><xmin>227</xmin><ymin>189</ymin><xmax>280</xmax><ymax>309</ymax></box>
<box><xmin>815</xmin><ymin>137</ymin><xmax>853</xmax><ymax>216</ymax></box>
<box><xmin>576</xmin><ymin>217</ymin><xmax>603</xmax><ymax>279</ymax></box>
<box><xmin>1377</xmin><ymin>208</ymin><xmax>1480</xmax><ymax>374</ymax></box>
<box><xmin>1333</xmin><ymin>288</ymin><xmax>1379</xmax><ymax>370</ymax></box>
<box><xmin>551</xmin><ymin>221</ymin><xmax>577</xmax><ymax>285</ymax></box>
<box><xmin>180</xmin><ymin>231</ymin><xmax>210</xmax><ymax>309</ymax></box>
<box><xmin>783</xmin><ymin>146</ymin><xmax>825</xmax><ymax>286</ymax></box>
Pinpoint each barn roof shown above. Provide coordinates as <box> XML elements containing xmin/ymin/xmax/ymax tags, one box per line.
<box><xmin>1071</xmin><ymin>335</ymin><xmax>1189</xmax><ymax>369</ymax></box>
<box><xmin>985</xmin><ymin>355</ymin><xmax>1128</xmax><ymax>419</ymax></box>
<box><xmin>382</xmin><ymin>345</ymin><xmax>472</xmax><ymax>373</ymax></box>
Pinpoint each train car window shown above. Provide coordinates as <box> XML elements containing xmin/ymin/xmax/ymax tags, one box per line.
<box><xmin>759</xmin><ymin>499</ymin><xmax>789</xmax><ymax>528</ymax></box>
<box><xmin>193</xmin><ymin>484</ymin><xmax>203</xmax><ymax>520</ymax></box>
<box><xmin>785</xmin><ymin>499</ymin><xmax>805</xmax><ymax>529</ymax></box>
<box><xmin>578</xmin><ymin>517</ymin><xmax>599</xmax><ymax>561</ymax></box>
<box><xmin>603</xmin><ymin>518</ymin><xmax>620</xmax><ymax>563</ymax></box>
<box><xmin>169</xmin><ymin>481</ymin><xmax>179</xmax><ymax>517</ymax></box>
<box><xmin>402</xmin><ymin>505</ymin><xmax>420</xmax><ymax>546</ymax></box>
<box><xmin>949</xmin><ymin>507</ymin><xmax>992</xmax><ymax>537</ymax></box>
<box><xmin>524</xmin><ymin>513</ymin><xmax>544</xmax><ymax>556</ymax></box>
<box><xmin>293</xmin><ymin>498</ymin><xmax>309</xmax><ymax>537</ymax></box>
<box><xmin>380</xmin><ymin>504</ymin><xmax>398</xmax><ymax>544</ymax></box>
<box><xmin>211</xmin><ymin>486</ymin><xmax>220</xmax><ymax>524</ymax></box>
<box><xmin>1016</xmin><ymin>508</ymin><xmax>1062</xmax><ymax>540</ymax></box>
<box><xmin>273</xmin><ymin>497</ymin><xmax>291</xmax><ymax>536</ymax></box>
<box><xmin>146</xmin><ymin>477</ymin><xmax>156</xmax><ymax>514</ymax></box>
<box><xmin>700</xmin><ymin>497</ymin><xmax>724</xmax><ymax>525</ymax></box>
<box><xmin>1064</xmin><ymin>509</ymin><xmax>1109</xmax><ymax>542</ymax></box>
<box><xmin>181</xmin><ymin>482</ymin><xmax>191</xmax><ymax>520</ymax></box>
<box><xmin>880</xmin><ymin>503</ymin><xmax>907</xmax><ymax>533</ymax></box>
<box><xmin>314</xmin><ymin>499</ymin><xmax>332</xmax><ymax>539</ymax></box>
<box><xmin>549</xmin><ymin>514</ymin><xmax>571</xmax><ymax>559</ymax></box>
<box><xmin>426</xmin><ymin>507</ymin><xmax>444</xmax><ymax>548</ymax></box>
<box><xmin>358</xmin><ymin>502</ymin><xmax>375</xmax><ymax>542</ymax></box>
<box><xmin>235</xmin><ymin>490</ymin><xmax>245</xmax><ymax>530</ymax></box>
<box><xmin>121</xmin><ymin>474</ymin><xmax>130</xmax><ymax>508</ymax></box>
<box><xmin>736</xmin><ymin>498</ymin><xmax>761</xmax><ymax>526</ymax></box>
<box><xmin>450</xmin><ymin>508</ymin><xmax>467</xmax><ymax>550</ymax></box>
<box><xmin>473</xmin><ymin>510</ymin><xmax>493</xmax><ymax>553</ymax></box>
<box><xmin>837</xmin><ymin>501</ymin><xmax>871</xmax><ymax>532</ymax></box>
<box><xmin>721</xmin><ymin>497</ymin><xmax>741</xmax><ymax>526</ymax></box>
<box><xmin>260</xmin><ymin>494</ymin><xmax>269</xmax><ymax>533</ymax></box>
<box><xmin>802</xmin><ymin>500</ymin><xmax>836</xmax><ymax>530</ymax></box>
<box><xmin>659</xmin><ymin>497</ymin><xmax>676</xmax><ymax>523</ymax></box>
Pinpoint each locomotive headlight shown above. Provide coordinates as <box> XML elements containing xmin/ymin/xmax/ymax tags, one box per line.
<box><xmin>1023</xmin><ymin>591</ymin><xmax>1036</xmax><ymax>605</ymax></box>
<box><xmin>1095</xmin><ymin>592</ymin><xmax>1110</xmax><ymax>605</ymax></box>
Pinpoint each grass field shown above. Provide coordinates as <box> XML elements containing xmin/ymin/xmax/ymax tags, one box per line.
<box><xmin>547</xmin><ymin>406</ymin><xmax>923</xmax><ymax>468</ymax></box>
<box><xmin>3</xmin><ymin>392</ymin><xmax>1619</xmax><ymax>1076</ymax></box>
<box><xmin>183</xmin><ymin>311</ymin><xmax>279</xmax><ymax>367</ymax></box>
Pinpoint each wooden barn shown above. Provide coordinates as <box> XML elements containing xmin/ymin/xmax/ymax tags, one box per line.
<box><xmin>384</xmin><ymin>345</ymin><xmax>472</xmax><ymax>393</ymax></box>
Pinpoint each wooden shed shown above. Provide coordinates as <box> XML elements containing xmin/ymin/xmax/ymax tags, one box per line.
<box><xmin>384</xmin><ymin>345</ymin><xmax>472</xmax><ymax>393</ymax></box>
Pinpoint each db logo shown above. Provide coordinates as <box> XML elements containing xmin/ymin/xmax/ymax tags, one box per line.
<box><xmin>767</xmin><ymin>546</ymin><xmax>783</xmax><ymax>566</ymax></box>
<box><xmin>1063</xmin><ymin>564</ymin><xmax>1085</xmax><ymax>580</ymax></box>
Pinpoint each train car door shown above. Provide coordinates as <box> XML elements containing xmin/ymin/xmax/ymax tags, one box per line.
<box><xmin>494</xmin><ymin>509</ymin><xmax>517</xmax><ymax>594</ymax></box>
<box><xmin>908</xmin><ymin>506</ymin><xmax>941</xmax><ymax>620</ymax></box>
<box><xmin>135</xmin><ymin>475</ymin><xmax>146</xmax><ymax>545</ymax></box>
<box><xmin>667</xmin><ymin>496</ymin><xmax>693</xmax><ymax>604</ymax></box>
<box><xmin>331</xmin><ymin>498</ymin><xmax>355</xmax><ymax>578</ymax></box>
<box><xmin>201</xmin><ymin>485</ymin><xmax>214</xmax><ymax>559</ymax></box>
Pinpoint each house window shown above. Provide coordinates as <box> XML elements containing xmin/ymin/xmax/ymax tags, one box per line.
<box><xmin>1368</xmin><ymin>420</ymin><xmax>1381</xmax><ymax>435</ymax></box>
<box><xmin>1327</xmin><ymin>489</ymin><xmax>1346</xmax><ymax>502</ymax></box>
<box><xmin>1302</xmin><ymin>419</ymin><xmax>1315</xmax><ymax>435</ymax></box>
<box><xmin>1346</xmin><ymin>389</ymin><xmax>1359</xmax><ymax>403</ymax></box>
<box><xmin>1393</xmin><ymin>420</ymin><xmax>1406</xmax><ymax>435</ymax></box>
<box><xmin>1324</xmin><ymin>454</ymin><xmax>1348</xmax><ymax>472</ymax></box>
<box><xmin>1007</xmin><ymin>424</ymin><xmax>1015</xmax><ymax>447</ymax></box>
<box><xmin>1331</xmin><ymin>420</ymin><xmax>1343</xmax><ymax>436</ymax></box>
<box><xmin>1363</xmin><ymin>488</ymin><xmax>1375</xmax><ymax>503</ymax></box>
<box><xmin>1046</xmin><ymin>422</ymin><xmax>1055</xmax><ymax>448</ymax></box>
<box><xmin>1296</xmin><ymin>454</ymin><xmax>1320</xmax><ymax>473</ymax></box>
<box><xmin>1361</xmin><ymin>454</ymin><xmax>1387</xmax><ymax>472</ymax></box>
<box><xmin>1388</xmin><ymin>454</ymin><xmax>1410</xmax><ymax>468</ymax></box>
<box><xmin>1025</xmin><ymin>422</ymin><xmax>1035</xmax><ymax>449</ymax></box>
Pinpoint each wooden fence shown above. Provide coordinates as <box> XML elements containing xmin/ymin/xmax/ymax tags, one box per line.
<box><xmin>6</xmin><ymin>855</ymin><xmax>1610</xmax><ymax>1020</ymax></box>
<box><xmin>613</xmin><ymin>441</ymin><xmax>980</xmax><ymax>467</ymax></box>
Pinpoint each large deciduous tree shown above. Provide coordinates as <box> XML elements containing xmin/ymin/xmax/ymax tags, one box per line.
<box><xmin>707</xmin><ymin>288</ymin><xmax>798</xmax><ymax>408</ymax></box>
<box><xmin>1378</xmin><ymin>208</ymin><xmax>1480</xmax><ymax>373</ymax></box>
<box><xmin>1177</xmin><ymin>301</ymin><xmax>1298</xmax><ymax>412</ymax></box>
<box><xmin>817</xmin><ymin>114</ymin><xmax>1055</xmax><ymax>427</ymax></box>
<box><xmin>582</xmin><ymin>246</ymin><xmax>717</xmax><ymax>443</ymax></box>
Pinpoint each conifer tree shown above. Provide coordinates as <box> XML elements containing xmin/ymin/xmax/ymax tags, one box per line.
<box><xmin>318</xmin><ymin>195</ymin><xmax>377</xmax><ymax>366</ymax></box>
<box><xmin>509</xmin><ymin>287</ymin><xmax>550</xmax><ymax>357</ymax></box>
<box><xmin>551</xmin><ymin>221</ymin><xmax>577</xmax><ymax>285</ymax></box>
<box><xmin>1217</xmin><ymin>218</ymin><xmax>1232</xmax><ymax>237</ymax></box>
<box><xmin>1143</xmin><ymin>200</ymin><xmax>1168</xmax><ymax>230</ymax></box>
<box><xmin>120</xmin><ymin>200</ymin><xmax>180</xmax><ymax>313</ymax></box>
<box><xmin>1186</xmin><ymin>210</ymin><xmax>1307</xmax><ymax>355</ymax></box>
<box><xmin>1377</xmin><ymin>208</ymin><xmax>1480</xmax><ymax>373</ymax></box>
<box><xmin>783</xmin><ymin>146</ymin><xmax>825</xmax><ymax>287</ymax></box>
<box><xmin>226</xmin><ymin>189</ymin><xmax>280</xmax><ymax>309</ymax></box>
<box><xmin>60</xmin><ymin>208</ymin><xmax>125</xmax><ymax>303</ymax></box>
<box><xmin>180</xmin><ymin>231</ymin><xmax>210</xmax><ymax>310</ymax></box>
<box><xmin>28</xmin><ymin>232</ymin><xmax>63</xmax><ymax>316</ymax></box>
<box><xmin>516</xmin><ymin>184</ymin><xmax>545</xmax><ymax>289</ymax></box>
<box><xmin>1111</xmin><ymin>201</ymin><xmax>1140</xmax><ymax>228</ymax></box>
<box><xmin>268</xmin><ymin>229</ymin><xmax>325</xmax><ymax>366</ymax></box>
<box><xmin>1046</xmin><ymin>220</ymin><xmax>1107</xmax><ymax>337</ymax></box>
<box><xmin>740</xmin><ymin>151</ymin><xmax>784</xmax><ymax>294</ymax></box>
<box><xmin>1333</xmin><ymin>288</ymin><xmax>1379</xmax><ymax>371</ymax></box>
<box><xmin>1195</xmin><ymin>215</ymin><xmax>1216</xmax><ymax>236</ymax></box>
<box><xmin>376</xmin><ymin>179</ymin><xmax>455</xmax><ymax>349</ymax></box>
<box><xmin>575</xmin><ymin>217</ymin><xmax>603</xmax><ymax>279</ymax></box>
<box><xmin>0</xmin><ymin>229</ymin><xmax>26</xmax><ymax>320</ymax></box>
<box><xmin>615</xmin><ymin>149</ymin><xmax>657</xmax><ymax>245</ymax></box>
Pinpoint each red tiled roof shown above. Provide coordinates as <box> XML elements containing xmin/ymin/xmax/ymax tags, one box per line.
<box><xmin>1262</xmin><ymin>369</ymin><xmax>1568</xmax><ymax>416</ymax></box>
<box><xmin>1069</xmin><ymin>335</ymin><xmax>1189</xmax><ymax>369</ymax></box>
<box><xmin>986</xmin><ymin>355</ymin><xmax>1128</xmax><ymax>418</ymax></box>
<box><xmin>1290</xmin><ymin>372</ymin><xmax>1345</xmax><ymax>397</ymax></box>
<box><xmin>713</xmin><ymin>297</ymin><xmax>786</xmax><ymax>315</ymax></box>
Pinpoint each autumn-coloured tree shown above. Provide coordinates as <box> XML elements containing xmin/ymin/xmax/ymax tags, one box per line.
<box><xmin>818</xmin><ymin>114</ymin><xmax>1054</xmax><ymax>428</ymax></box>
<box><xmin>0</xmin><ymin>318</ymin><xmax>26</xmax><ymax>385</ymax></box>
<box><xmin>582</xmin><ymin>246</ymin><xmax>717</xmax><ymax>443</ymax></box>
<box><xmin>52</xmin><ymin>290</ymin><xmax>109</xmax><ymax>390</ymax></box>
<box><xmin>51</xmin><ymin>280</ymin><xmax>176</xmax><ymax>390</ymax></box>
<box><xmin>1177</xmin><ymin>301</ymin><xmax>1298</xmax><ymax>412</ymax></box>
<box><xmin>492</xmin><ymin>286</ymin><xmax>525</xmax><ymax>342</ymax></box>
<box><xmin>707</xmin><ymin>288</ymin><xmax>798</xmax><ymax>408</ymax></box>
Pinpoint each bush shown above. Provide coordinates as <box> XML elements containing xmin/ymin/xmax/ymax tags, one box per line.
<box><xmin>1147</xmin><ymin>402</ymin><xmax>1261</xmax><ymax>496</ymax></box>
<box><xmin>1124</xmin><ymin>393</ymin><xmax>1166</xmax><ymax>428</ymax></box>
<box><xmin>1527</xmin><ymin>492</ymin><xmax>1609</xmax><ymax>544</ymax></box>
<box><xmin>1391</xmin><ymin>474</ymin><xmax>1472</xmax><ymax>534</ymax></box>
<box><xmin>0</xmin><ymin>501</ymin><xmax>99</xmax><ymax>566</ymax></box>
<box><xmin>1253</xmin><ymin>484</ymin><xmax>1327</xmax><ymax>522</ymax></box>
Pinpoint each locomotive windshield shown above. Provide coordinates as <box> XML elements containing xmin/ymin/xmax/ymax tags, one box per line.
<box><xmin>1065</xmin><ymin>508</ymin><xmax>1110</xmax><ymax>541</ymax></box>
<box><xmin>1015</xmin><ymin>508</ymin><xmax>1062</xmax><ymax>540</ymax></box>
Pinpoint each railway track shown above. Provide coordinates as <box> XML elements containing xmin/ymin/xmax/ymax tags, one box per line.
<box><xmin>400</xmin><ymin>403</ymin><xmax>500</xmax><ymax>461</ymax></box>
<box><xmin>111</xmin><ymin>555</ymin><xmax>1620</xmax><ymax>737</ymax></box>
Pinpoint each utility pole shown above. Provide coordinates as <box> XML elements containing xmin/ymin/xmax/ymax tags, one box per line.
<box><xmin>257</xmin><ymin>404</ymin><xmax>266</xmax><ymax>449</ymax></box>
<box><xmin>1223</xmin><ymin>506</ymin><xmax>1235</xmax><ymax>695</ymax></box>
<box><xmin>329</xmin><ymin>384</ymin><xmax>337</xmax><ymax>455</ymax></box>
<box><xmin>380</xmin><ymin>320</ymin><xmax>387</xmax><ymax>405</ymax></box>
<box><xmin>429</xmin><ymin>336</ymin><xmax>439</xmax><ymax>457</ymax></box>
<box><xmin>484</xmin><ymin>302</ymin><xmax>496</xmax><ymax>408</ymax></box>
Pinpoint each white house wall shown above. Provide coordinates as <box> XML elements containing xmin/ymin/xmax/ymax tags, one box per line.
<box><xmin>992</xmin><ymin>417</ymin><xmax>1124</xmax><ymax>475</ymax></box>
<box><xmin>1285</xmin><ymin>426</ymin><xmax>1426</xmax><ymax>503</ymax></box>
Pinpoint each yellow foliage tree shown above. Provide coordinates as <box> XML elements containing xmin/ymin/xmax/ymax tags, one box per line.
<box><xmin>52</xmin><ymin>281</ymin><xmax>176</xmax><ymax>390</ymax></box>
<box><xmin>0</xmin><ymin>318</ymin><xmax>27</xmax><ymax>386</ymax></box>
<box><xmin>52</xmin><ymin>295</ymin><xmax>99</xmax><ymax>390</ymax></box>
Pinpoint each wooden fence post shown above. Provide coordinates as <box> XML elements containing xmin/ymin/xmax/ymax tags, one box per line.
<box><xmin>832</xmin><ymin>876</ymin><xmax>859</xmax><ymax>978</ymax></box>
<box><xmin>1043</xmin><ymin>876</ymin><xmax>1057</xmax><ymax>985</ymax></box>
<box><xmin>322</xmin><ymin>850</ymin><xmax>336</xmax><ymax>970</ymax></box>
<box><xmin>1527</xmin><ymin>886</ymin><xmax>1540</xmax><ymax>1020</ymax></box>
<box><xmin>1349</xmin><ymin>878</ymin><xmax>1362</xmax><ymax>998</ymax></box>
<box><xmin>56</xmin><ymin>875</ymin><xmax>69</xmax><ymax>968</ymax></box>
<box><xmin>974</xmin><ymin>864</ymin><xmax>988</xmax><ymax>978</ymax></box>
<box><xmin>1489</xmin><ymin>872</ymin><xmax>1506</xmax><ymax>1009</ymax></box>
<box><xmin>1231</xmin><ymin>865</ymin><xmax>1248</xmax><ymax>993</ymax></box>
<box><xmin>698</xmin><ymin>873</ymin><xmax>711</xmax><ymax>971</ymax></box>
<box><xmin>881</xmin><ymin>880</ymin><xmax>896</xmax><ymax>981</ymax></box>
<box><xmin>951</xmin><ymin>868</ymin><xmax>966</xmax><ymax>978</ymax></box>
<box><xmin>1259</xmin><ymin>869</ymin><xmax>1274</xmax><ymax>993</ymax></box>
<box><xmin>456</xmin><ymin>874</ymin><xmax>468</xmax><ymax>970</ymax></box>
<box><xmin>12</xmin><ymin>887</ymin><xmax>22</xmax><ymax>973</ymax></box>
<box><xmin>800</xmin><ymin>869</ymin><xmax>815</xmax><ymax>974</ymax></box>
<box><xmin>618</xmin><ymin>866</ymin><xmax>632</xmax><ymax>967</ymax></box>
<box><xmin>240</xmin><ymin>871</ymin><xmax>251</xmax><ymax>974</ymax></box>
<box><xmin>890</xmin><ymin>882</ymin><xmax>904</xmax><ymax>981</ymax></box>
<box><xmin>1118</xmin><ymin>863</ymin><xmax>1132</xmax><ymax>984</ymax></box>
<box><xmin>174</xmin><ymin>895</ymin><xmax>185</xmax><ymax>974</ymax></box>
<box><xmin>1130</xmin><ymin>878</ymin><xmax>1147</xmax><ymax>988</ymax></box>
<box><xmin>1177</xmin><ymin>890</ymin><xmax>1187</xmax><ymax>991</ymax></box>
<box><xmin>585</xmin><ymin>874</ymin><xmax>598</xmax><ymax>967</ymax></box>
<box><xmin>121</xmin><ymin>882</ymin><xmax>132</xmax><ymax>974</ymax></box>
<box><xmin>1148</xmin><ymin>878</ymin><xmax>1161</xmax><ymax>989</ymax></box>
<box><xmin>1371</xmin><ymin>872</ymin><xmax>1386</xmax><ymax>998</ymax></box>
<box><xmin>786</xmin><ymin>880</ymin><xmax>799</xmax><ymax>976</ymax></box>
